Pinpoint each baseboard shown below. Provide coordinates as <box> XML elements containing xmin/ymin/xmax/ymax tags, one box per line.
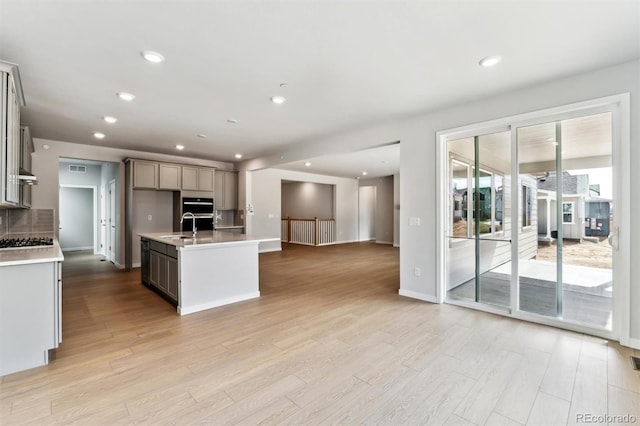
<box><xmin>376</xmin><ymin>240</ymin><xmax>393</xmax><ymax>245</ymax></box>
<box><xmin>259</xmin><ymin>247</ymin><xmax>282</xmax><ymax>253</ymax></box>
<box><xmin>132</xmin><ymin>262</ymin><xmax>141</xmax><ymax>268</ymax></box>
<box><xmin>627</xmin><ymin>337</ymin><xmax>640</xmax><ymax>350</ymax></box>
<box><xmin>398</xmin><ymin>288</ymin><xmax>438</xmax><ymax>303</ymax></box>
<box><xmin>114</xmin><ymin>261</ymin><xmax>125</xmax><ymax>270</ymax></box>
<box><xmin>62</xmin><ymin>246</ymin><xmax>93</xmax><ymax>252</ymax></box>
<box><xmin>335</xmin><ymin>239</ymin><xmax>360</xmax><ymax>244</ymax></box>
<box><xmin>178</xmin><ymin>292</ymin><xmax>260</xmax><ymax>315</ymax></box>
<box><xmin>393</xmin><ymin>243</ymin><xmax>399</xmax><ymax>248</ymax></box>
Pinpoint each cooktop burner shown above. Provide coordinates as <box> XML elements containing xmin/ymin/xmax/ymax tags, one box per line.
<box><xmin>0</xmin><ymin>237</ymin><xmax>54</xmax><ymax>249</ymax></box>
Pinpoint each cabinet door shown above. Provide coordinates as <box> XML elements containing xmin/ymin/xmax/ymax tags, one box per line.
<box><xmin>157</xmin><ymin>254</ymin><xmax>168</xmax><ymax>292</ymax></box>
<box><xmin>214</xmin><ymin>170</ymin><xmax>225</xmax><ymax>209</ymax></box>
<box><xmin>167</xmin><ymin>256</ymin><xmax>178</xmax><ymax>301</ymax></box>
<box><xmin>149</xmin><ymin>250</ymin><xmax>161</xmax><ymax>287</ymax></box>
<box><xmin>181</xmin><ymin>166</ymin><xmax>198</xmax><ymax>190</ymax></box>
<box><xmin>4</xmin><ymin>74</ymin><xmax>20</xmax><ymax>205</ymax></box>
<box><xmin>198</xmin><ymin>168</ymin><xmax>214</xmax><ymax>192</ymax></box>
<box><xmin>159</xmin><ymin>164</ymin><xmax>181</xmax><ymax>190</ymax></box>
<box><xmin>133</xmin><ymin>161</ymin><xmax>158</xmax><ymax>189</ymax></box>
<box><xmin>224</xmin><ymin>172</ymin><xmax>238</xmax><ymax>210</ymax></box>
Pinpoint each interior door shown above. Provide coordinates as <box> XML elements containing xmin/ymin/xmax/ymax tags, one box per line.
<box><xmin>109</xmin><ymin>180</ymin><xmax>116</xmax><ymax>263</ymax></box>
<box><xmin>100</xmin><ymin>185</ymin><xmax>107</xmax><ymax>256</ymax></box>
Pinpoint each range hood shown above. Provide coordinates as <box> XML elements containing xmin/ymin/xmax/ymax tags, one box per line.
<box><xmin>18</xmin><ymin>168</ymin><xmax>38</xmax><ymax>185</ymax></box>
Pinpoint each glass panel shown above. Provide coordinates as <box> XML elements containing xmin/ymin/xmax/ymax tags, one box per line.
<box><xmin>516</xmin><ymin>112</ymin><xmax>613</xmax><ymax>329</ymax></box>
<box><xmin>517</xmin><ymin>121</ymin><xmax>559</xmax><ymax>317</ymax></box>
<box><xmin>446</xmin><ymin>131</ymin><xmax>511</xmax><ymax>309</ymax></box>
<box><xmin>447</xmin><ymin>138</ymin><xmax>475</xmax><ymax>302</ymax></box>
<box><xmin>477</xmin><ymin>132</ymin><xmax>511</xmax><ymax>308</ymax></box>
<box><xmin>560</xmin><ymin>112</ymin><xmax>613</xmax><ymax>330</ymax></box>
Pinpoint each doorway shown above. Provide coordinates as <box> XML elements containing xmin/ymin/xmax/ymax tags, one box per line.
<box><xmin>59</xmin><ymin>186</ymin><xmax>97</xmax><ymax>253</ymax></box>
<box><xmin>438</xmin><ymin>95</ymin><xmax>630</xmax><ymax>340</ymax></box>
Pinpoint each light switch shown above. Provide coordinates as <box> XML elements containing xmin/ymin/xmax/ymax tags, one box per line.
<box><xmin>268</xmin><ymin>213</ymin><xmax>274</xmax><ymax>219</ymax></box>
<box><xmin>409</xmin><ymin>217</ymin><xmax>421</xmax><ymax>226</ymax></box>
<box><xmin>147</xmin><ymin>215</ymin><xmax>153</xmax><ymax>221</ymax></box>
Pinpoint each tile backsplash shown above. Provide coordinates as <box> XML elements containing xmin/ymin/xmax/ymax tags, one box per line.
<box><xmin>1</xmin><ymin>209</ymin><xmax>55</xmax><ymax>235</ymax></box>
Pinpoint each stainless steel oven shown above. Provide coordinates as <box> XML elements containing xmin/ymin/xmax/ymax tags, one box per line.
<box><xmin>181</xmin><ymin>197</ymin><xmax>214</xmax><ymax>232</ymax></box>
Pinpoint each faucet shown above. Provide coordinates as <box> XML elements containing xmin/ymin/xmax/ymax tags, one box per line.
<box><xmin>180</xmin><ymin>212</ymin><xmax>197</xmax><ymax>237</ymax></box>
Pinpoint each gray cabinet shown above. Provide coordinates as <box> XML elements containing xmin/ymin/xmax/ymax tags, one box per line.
<box><xmin>1</xmin><ymin>62</ymin><xmax>24</xmax><ymax>207</ymax></box>
<box><xmin>146</xmin><ymin>240</ymin><xmax>178</xmax><ymax>303</ymax></box>
<box><xmin>159</xmin><ymin>163</ymin><xmax>181</xmax><ymax>190</ymax></box>
<box><xmin>0</xmin><ymin>260</ymin><xmax>62</xmax><ymax>376</ymax></box>
<box><xmin>182</xmin><ymin>166</ymin><xmax>214</xmax><ymax>191</ymax></box>
<box><xmin>132</xmin><ymin>160</ymin><xmax>158</xmax><ymax>189</ymax></box>
<box><xmin>20</xmin><ymin>125</ymin><xmax>33</xmax><ymax>208</ymax></box>
<box><xmin>215</xmin><ymin>170</ymin><xmax>238</xmax><ymax>210</ymax></box>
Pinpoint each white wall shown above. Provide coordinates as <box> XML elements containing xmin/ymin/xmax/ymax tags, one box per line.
<box><xmin>241</xmin><ymin>60</ymin><xmax>640</xmax><ymax>344</ymax></box>
<box><xmin>393</xmin><ymin>174</ymin><xmax>400</xmax><ymax>247</ymax></box>
<box><xmin>247</xmin><ymin>168</ymin><xmax>359</xmax><ymax>251</ymax></box>
<box><xmin>31</xmin><ymin>138</ymin><xmax>233</xmax><ymax>268</ymax></box>
<box><xmin>281</xmin><ymin>182</ymin><xmax>334</xmax><ymax>219</ymax></box>
<box><xmin>58</xmin><ymin>187</ymin><xmax>93</xmax><ymax>251</ymax></box>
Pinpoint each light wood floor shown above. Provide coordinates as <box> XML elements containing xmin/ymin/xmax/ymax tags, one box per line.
<box><xmin>1</xmin><ymin>243</ymin><xmax>639</xmax><ymax>425</ymax></box>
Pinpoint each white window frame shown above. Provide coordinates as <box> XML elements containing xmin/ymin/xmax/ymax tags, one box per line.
<box><xmin>562</xmin><ymin>201</ymin><xmax>575</xmax><ymax>224</ymax></box>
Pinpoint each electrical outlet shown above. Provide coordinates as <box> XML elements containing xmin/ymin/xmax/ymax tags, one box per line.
<box><xmin>414</xmin><ymin>267</ymin><xmax>421</xmax><ymax>276</ymax></box>
<box><xmin>409</xmin><ymin>217</ymin><xmax>421</xmax><ymax>226</ymax></box>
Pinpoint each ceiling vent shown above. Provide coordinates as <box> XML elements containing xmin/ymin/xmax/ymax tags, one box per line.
<box><xmin>68</xmin><ymin>164</ymin><xmax>87</xmax><ymax>173</ymax></box>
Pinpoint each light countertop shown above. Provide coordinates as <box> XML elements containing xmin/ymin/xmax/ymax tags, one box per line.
<box><xmin>0</xmin><ymin>240</ymin><xmax>64</xmax><ymax>266</ymax></box>
<box><xmin>139</xmin><ymin>231</ymin><xmax>278</xmax><ymax>250</ymax></box>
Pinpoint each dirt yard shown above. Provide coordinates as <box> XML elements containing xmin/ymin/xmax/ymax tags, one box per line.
<box><xmin>536</xmin><ymin>236</ymin><xmax>612</xmax><ymax>269</ymax></box>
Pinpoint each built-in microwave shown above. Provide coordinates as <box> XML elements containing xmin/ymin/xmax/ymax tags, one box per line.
<box><xmin>181</xmin><ymin>197</ymin><xmax>214</xmax><ymax>232</ymax></box>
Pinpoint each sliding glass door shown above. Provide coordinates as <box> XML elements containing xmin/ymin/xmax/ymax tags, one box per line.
<box><xmin>516</xmin><ymin>112</ymin><xmax>613</xmax><ymax>330</ymax></box>
<box><xmin>444</xmin><ymin>106</ymin><xmax>617</xmax><ymax>334</ymax></box>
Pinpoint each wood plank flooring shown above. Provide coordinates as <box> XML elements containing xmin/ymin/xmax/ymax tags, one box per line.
<box><xmin>1</xmin><ymin>242</ymin><xmax>639</xmax><ymax>425</ymax></box>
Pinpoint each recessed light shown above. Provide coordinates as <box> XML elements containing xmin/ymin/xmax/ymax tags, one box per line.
<box><xmin>227</xmin><ymin>119</ymin><xmax>238</xmax><ymax>124</ymax></box>
<box><xmin>362</xmin><ymin>171</ymin><xmax>368</xmax><ymax>176</ymax></box>
<box><xmin>176</xmin><ymin>144</ymin><xmax>185</xmax><ymax>150</ymax></box>
<box><xmin>304</xmin><ymin>162</ymin><xmax>311</xmax><ymax>167</ymax></box>
<box><xmin>479</xmin><ymin>55</ymin><xmax>502</xmax><ymax>67</ymax></box>
<box><xmin>103</xmin><ymin>116</ymin><xmax>117</xmax><ymax>124</ymax></box>
<box><xmin>235</xmin><ymin>154</ymin><xmax>243</xmax><ymax>159</ymax></box>
<box><xmin>196</xmin><ymin>134</ymin><xmax>207</xmax><ymax>138</ymax></box>
<box><xmin>270</xmin><ymin>96</ymin><xmax>286</xmax><ymax>105</ymax></box>
<box><xmin>117</xmin><ymin>92</ymin><xmax>135</xmax><ymax>101</ymax></box>
<box><xmin>94</xmin><ymin>132</ymin><xmax>106</xmax><ymax>139</ymax></box>
<box><xmin>43</xmin><ymin>144</ymin><xmax>49</xmax><ymax>150</ymax></box>
<box><xmin>141</xmin><ymin>50</ymin><xmax>165</xmax><ymax>63</ymax></box>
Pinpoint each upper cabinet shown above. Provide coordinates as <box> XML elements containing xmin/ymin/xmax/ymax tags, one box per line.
<box><xmin>20</xmin><ymin>125</ymin><xmax>34</xmax><ymax>208</ymax></box>
<box><xmin>181</xmin><ymin>166</ymin><xmax>214</xmax><ymax>192</ymax></box>
<box><xmin>215</xmin><ymin>170</ymin><xmax>238</xmax><ymax>210</ymax></box>
<box><xmin>159</xmin><ymin>163</ymin><xmax>181</xmax><ymax>190</ymax></box>
<box><xmin>0</xmin><ymin>60</ymin><xmax>26</xmax><ymax>207</ymax></box>
<box><xmin>132</xmin><ymin>160</ymin><xmax>159</xmax><ymax>189</ymax></box>
<box><xmin>129</xmin><ymin>159</ymin><xmax>216</xmax><ymax>193</ymax></box>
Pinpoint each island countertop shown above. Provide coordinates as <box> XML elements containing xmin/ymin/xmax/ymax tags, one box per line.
<box><xmin>138</xmin><ymin>231</ymin><xmax>279</xmax><ymax>250</ymax></box>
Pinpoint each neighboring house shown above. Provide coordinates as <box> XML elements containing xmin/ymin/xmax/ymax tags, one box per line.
<box><xmin>536</xmin><ymin>171</ymin><xmax>611</xmax><ymax>242</ymax></box>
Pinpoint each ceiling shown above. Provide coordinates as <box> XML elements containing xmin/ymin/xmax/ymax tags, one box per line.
<box><xmin>0</xmin><ymin>1</ymin><xmax>638</xmax><ymax>178</ymax></box>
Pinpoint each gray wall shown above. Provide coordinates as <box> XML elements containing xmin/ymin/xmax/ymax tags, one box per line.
<box><xmin>281</xmin><ymin>181</ymin><xmax>334</xmax><ymax>219</ymax></box>
<box><xmin>131</xmin><ymin>190</ymin><xmax>174</xmax><ymax>266</ymax></box>
<box><xmin>59</xmin><ymin>187</ymin><xmax>93</xmax><ymax>251</ymax></box>
<box><xmin>360</xmin><ymin>175</ymin><xmax>395</xmax><ymax>244</ymax></box>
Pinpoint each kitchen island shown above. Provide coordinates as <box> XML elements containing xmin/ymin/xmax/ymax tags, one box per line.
<box><xmin>139</xmin><ymin>231</ymin><xmax>279</xmax><ymax>315</ymax></box>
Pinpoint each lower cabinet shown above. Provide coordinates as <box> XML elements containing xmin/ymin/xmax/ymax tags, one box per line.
<box><xmin>0</xmin><ymin>260</ymin><xmax>62</xmax><ymax>376</ymax></box>
<box><xmin>146</xmin><ymin>241</ymin><xmax>178</xmax><ymax>303</ymax></box>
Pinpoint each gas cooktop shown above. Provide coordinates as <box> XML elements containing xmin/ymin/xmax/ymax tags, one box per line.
<box><xmin>0</xmin><ymin>237</ymin><xmax>54</xmax><ymax>249</ymax></box>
